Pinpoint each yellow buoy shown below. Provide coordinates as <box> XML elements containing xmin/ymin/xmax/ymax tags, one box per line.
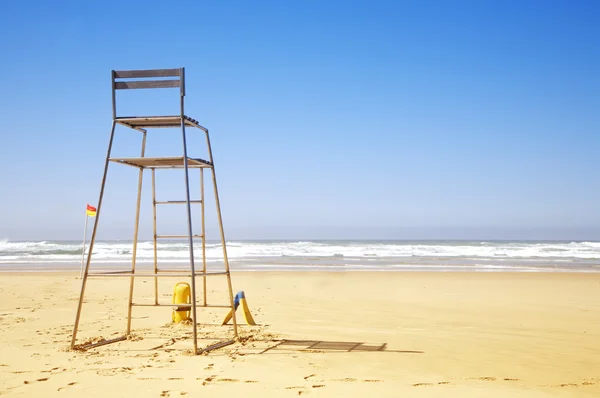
<box><xmin>172</xmin><ymin>282</ymin><xmax>191</xmax><ymax>323</ymax></box>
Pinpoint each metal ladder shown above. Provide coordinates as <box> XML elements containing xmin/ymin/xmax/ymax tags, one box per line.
<box><xmin>71</xmin><ymin>67</ymin><xmax>239</xmax><ymax>354</ymax></box>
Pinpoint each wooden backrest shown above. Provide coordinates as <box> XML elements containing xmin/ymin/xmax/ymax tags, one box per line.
<box><xmin>111</xmin><ymin>68</ymin><xmax>186</xmax><ymax>119</ymax></box>
<box><xmin>112</xmin><ymin>68</ymin><xmax>185</xmax><ymax>95</ymax></box>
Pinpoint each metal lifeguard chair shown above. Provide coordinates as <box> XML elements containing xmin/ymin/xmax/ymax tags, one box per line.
<box><xmin>71</xmin><ymin>68</ymin><xmax>239</xmax><ymax>354</ymax></box>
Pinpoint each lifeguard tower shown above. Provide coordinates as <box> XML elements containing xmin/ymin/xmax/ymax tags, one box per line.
<box><xmin>71</xmin><ymin>68</ymin><xmax>239</xmax><ymax>354</ymax></box>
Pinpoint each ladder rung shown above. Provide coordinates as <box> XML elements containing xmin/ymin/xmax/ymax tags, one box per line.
<box><xmin>87</xmin><ymin>271</ymin><xmax>228</xmax><ymax>278</ymax></box>
<box><xmin>158</xmin><ymin>269</ymin><xmax>217</xmax><ymax>273</ymax></box>
<box><xmin>89</xmin><ymin>273</ymin><xmax>192</xmax><ymax>277</ymax></box>
<box><xmin>76</xmin><ymin>336</ymin><xmax>127</xmax><ymax>350</ymax></box>
<box><xmin>89</xmin><ymin>270</ymin><xmax>131</xmax><ymax>274</ymax></box>
<box><xmin>156</xmin><ymin>234</ymin><xmax>203</xmax><ymax>239</ymax></box>
<box><xmin>157</xmin><ymin>269</ymin><xmax>193</xmax><ymax>273</ymax></box>
<box><xmin>193</xmin><ymin>271</ymin><xmax>229</xmax><ymax>276</ymax></box>
<box><xmin>199</xmin><ymin>304</ymin><xmax>232</xmax><ymax>308</ymax></box>
<box><xmin>199</xmin><ymin>339</ymin><xmax>235</xmax><ymax>354</ymax></box>
<box><xmin>155</xmin><ymin>200</ymin><xmax>202</xmax><ymax>204</ymax></box>
<box><xmin>131</xmin><ymin>303</ymin><xmax>232</xmax><ymax>308</ymax></box>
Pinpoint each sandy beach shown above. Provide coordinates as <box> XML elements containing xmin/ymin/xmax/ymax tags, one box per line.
<box><xmin>0</xmin><ymin>271</ymin><xmax>599</xmax><ymax>397</ymax></box>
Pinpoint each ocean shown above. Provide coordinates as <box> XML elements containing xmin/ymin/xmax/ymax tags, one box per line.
<box><xmin>0</xmin><ymin>239</ymin><xmax>599</xmax><ymax>272</ymax></box>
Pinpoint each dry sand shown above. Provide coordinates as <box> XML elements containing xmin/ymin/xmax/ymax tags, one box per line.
<box><xmin>0</xmin><ymin>271</ymin><xmax>599</xmax><ymax>397</ymax></box>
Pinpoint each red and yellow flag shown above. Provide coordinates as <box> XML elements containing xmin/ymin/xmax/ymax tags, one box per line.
<box><xmin>86</xmin><ymin>204</ymin><xmax>97</xmax><ymax>217</ymax></box>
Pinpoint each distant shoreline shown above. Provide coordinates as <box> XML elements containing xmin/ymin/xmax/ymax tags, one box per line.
<box><xmin>2</xmin><ymin>240</ymin><xmax>598</xmax><ymax>273</ymax></box>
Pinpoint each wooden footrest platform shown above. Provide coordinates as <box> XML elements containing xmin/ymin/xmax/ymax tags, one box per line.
<box><xmin>109</xmin><ymin>156</ymin><xmax>212</xmax><ymax>169</ymax></box>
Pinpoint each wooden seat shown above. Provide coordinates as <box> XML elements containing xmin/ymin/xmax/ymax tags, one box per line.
<box><xmin>115</xmin><ymin>115</ymin><xmax>206</xmax><ymax>130</ymax></box>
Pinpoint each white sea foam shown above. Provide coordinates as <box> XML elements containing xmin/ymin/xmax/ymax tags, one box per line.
<box><xmin>0</xmin><ymin>240</ymin><xmax>599</xmax><ymax>270</ymax></box>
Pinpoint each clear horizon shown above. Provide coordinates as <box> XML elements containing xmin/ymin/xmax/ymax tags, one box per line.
<box><xmin>1</xmin><ymin>1</ymin><xmax>599</xmax><ymax>242</ymax></box>
<box><xmin>2</xmin><ymin>226</ymin><xmax>599</xmax><ymax>242</ymax></box>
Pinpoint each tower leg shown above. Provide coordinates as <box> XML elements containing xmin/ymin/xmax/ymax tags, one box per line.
<box><xmin>180</xmin><ymin>116</ymin><xmax>199</xmax><ymax>354</ymax></box>
<box><xmin>126</xmin><ymin>131</ymin><xmax>147</xmax><ymax>335</ymax></box>
<box><xmin>152</xmin><ymin>168</ymin><xmax>158</xmax><ymax>305</ymax></box>
<box><xmin>71</xmin><ymin>121</ymin><xmax>117</xmax><ymax>349</ymax></box>
<box><xmin>201</xmin><ymin>168</ymin><xmax>207</xmax><ymax>306</ymax></box>
<box><xmin>204</xmin><ymin>130</ymin><xmax>238</xmax><ymax>338</ymax></box>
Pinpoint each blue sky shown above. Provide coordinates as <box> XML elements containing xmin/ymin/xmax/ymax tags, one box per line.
<box><xmin>0</xmin><ymin>0</ymin><xmax>598</xmax><ymax>241</ymax></box>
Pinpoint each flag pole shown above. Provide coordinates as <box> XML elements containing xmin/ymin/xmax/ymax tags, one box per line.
<box><xmin>80</xmin><ymin>211</ymin><xmax>89</xmax><ymax>279</ymax></box>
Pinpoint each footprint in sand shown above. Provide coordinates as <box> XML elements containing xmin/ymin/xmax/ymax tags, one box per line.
<box><xmin>23</xmin><ymin>378</ymin><xmax>49</xmax><ymax>385</ymax></box>
<box><xmin>286</xmin><ymin>386</ymin><xmax>308</xmax><ymax>395</ymax></box>
<box><xmin>42</xmin><ymin>367</ymin><xmax>60</xmax><ymax>373</ymax></box>
<box><xmin>200</xmin><ymin>375</ymin><xmax>217</xmax><ymax>386</ymax></box>
<box><xmin>58</xmin><ymin>382</ymin><xmax>77</xmax><ymax>391</ymax></box>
